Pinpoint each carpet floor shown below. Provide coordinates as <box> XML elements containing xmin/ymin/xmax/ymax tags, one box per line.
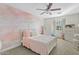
<box><xmin>1</xmin><ymin>39</ymin><xmax>79</xmax><ymax>55</ymax></box>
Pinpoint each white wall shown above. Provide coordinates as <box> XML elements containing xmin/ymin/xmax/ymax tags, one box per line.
<box><xmin>47</xmin><ymin>13</ymin><xmax>79</xmax><ymax>27</ymax></box>
<box><xmin>63</xmin><ymin>13</ymin><xmax>79</xmax><ymax>26</ymax></box>
<box><xmin>43</xmin><ymin>13</ymin><xmax>79</xmax><ymax>36</ymax></box>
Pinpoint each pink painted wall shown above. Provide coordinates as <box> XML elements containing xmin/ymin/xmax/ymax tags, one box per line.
<box><xmin>0</xmin><ymin>4</ymin><xmax>36</xmax><ymax>41</ymax></box>
<box><xmin>0</xmin><ymin>4</ymin><xmax>35</xmax><ymax>19</ymax></box>
<box><xmin>0</xmin><ymin>4</ymin><xmax>42</xmax><ymax>41</ymax></box>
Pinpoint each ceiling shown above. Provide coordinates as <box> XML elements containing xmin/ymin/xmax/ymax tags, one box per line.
<box><xmin>6</xmin><ymin>3</ymin><xmax>79</xmax><ymax>18</ymax></box>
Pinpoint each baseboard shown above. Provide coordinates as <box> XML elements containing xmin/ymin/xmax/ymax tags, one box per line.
<box><xmin>0</xmin><ymin>42</ymin><xmax>21</xmax><ymax>53</ymax></box>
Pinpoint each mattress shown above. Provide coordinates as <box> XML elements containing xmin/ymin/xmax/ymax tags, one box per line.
<box><xmin>30</xmin><ymin>35</ymin><xmax>57</xmax><ymax>54</ymax></box>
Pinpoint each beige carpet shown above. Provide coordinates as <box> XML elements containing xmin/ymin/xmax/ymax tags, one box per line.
<box><xmin>1</xmin><ymin>39</ymin><xmax>79</xmax><ymax>55</ymax></box>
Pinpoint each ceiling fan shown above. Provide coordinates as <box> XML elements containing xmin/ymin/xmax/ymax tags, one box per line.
<box><xmin>37</xmin><ymin>3</ymin><xmax>61</xmax><ymax>15</ymax></box>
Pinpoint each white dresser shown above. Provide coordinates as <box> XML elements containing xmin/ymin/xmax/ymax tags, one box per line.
<box><xmin>73</xmin><ymin>34</ymin><xmax>79</xmax><ymax>50</ymax></box>
<box><xmin>64</xmin><ymin>27</ymin><xmax>79</xmax><ymax>42</ymax></box>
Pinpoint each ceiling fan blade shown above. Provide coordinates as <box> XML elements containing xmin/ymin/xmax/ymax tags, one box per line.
<box><xmin>40</xmin><ymin>12</ymin><xmax>46</xmax><ymax>15</ymax></box>
<box><xmin>50</xmin><ymin>8</ymin><xmax>61</xmax><ymax>11</ymax></box>
<box><xmin>47</xmin><ymin>3</ymin><xmax>52</xmax><ymax>10</ymax></box>
<box><xmin>36</xmin><ymin>9</ymin><xmax>46</xmax><ymax>11</ymax></box>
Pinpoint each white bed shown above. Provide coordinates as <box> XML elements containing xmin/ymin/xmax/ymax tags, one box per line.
<box><xmin>29</xmin><ymin>35</ymin><xmax>57</xmax><ymax>55</ymax></box>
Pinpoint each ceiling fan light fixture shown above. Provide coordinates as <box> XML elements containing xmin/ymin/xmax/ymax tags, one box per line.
<box><xmin>37</xmin><ymin>3</ymin><xmax>61</xmax><ymax>15</ymax></box>
<box><xmin>57</xmin><ymin>12</ymin><xmax>62</xmax><ymax>14</ymax></box>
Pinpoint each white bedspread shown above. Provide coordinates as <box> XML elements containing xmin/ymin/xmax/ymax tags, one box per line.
<box><xmin>30</xmin><ymin>35</ymin><xmax>56</xmax><ymax>44</ymax></box>
<box><xmin>30</xmin><ymin>35</ymin><xmax>57</xmax><ymax>54</ymax></box>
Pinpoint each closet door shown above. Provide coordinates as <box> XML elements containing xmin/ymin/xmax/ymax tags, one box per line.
<box><xmin>55</xmin><ymin>18</ymin><xmax>65</xmax><ymax>37</ymax></box>
<box><xmin>43</xmin><ymin>19</ymin><xmax>55</xmax><ymax>35</ymax></box>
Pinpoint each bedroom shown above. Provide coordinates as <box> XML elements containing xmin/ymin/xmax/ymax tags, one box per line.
<box><xmin>0</xmin><ymin>3</ymin><xmax>79</xmax><ymax>55</ymax></box>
